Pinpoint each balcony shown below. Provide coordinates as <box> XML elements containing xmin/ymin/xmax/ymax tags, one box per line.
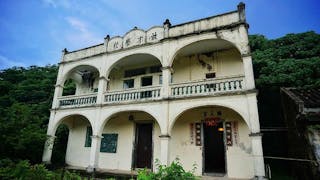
<box><xmin>104</xmin><ymin>86</ymin><xmax>161</xmax><ymax>104</ymax></box>
<box><xmin>56</xmin><ymin>76</ymin><xmax>244</xmax><ymax>108</ymax></box>
<box><xmin>170</xmin><ymin>76</ymin><xmax>244</xmax><ymax>98</ymax></box>
<box><xmin>58</xmin><ymin>93</ymin><xmax>97</xmax><ymax>108</ymax></box>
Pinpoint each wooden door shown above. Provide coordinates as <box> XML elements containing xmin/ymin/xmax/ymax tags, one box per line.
<box><xmin>203</xmin><ymin>122</ymin><xmax>226</xmax><ymax>174</ymax></box>
<box><xmin>135</xmin><ymin>123</ymin><xmax>153</xmax><ymax>169</ymax></box>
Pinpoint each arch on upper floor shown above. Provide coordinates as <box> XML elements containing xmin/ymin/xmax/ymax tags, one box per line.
<box><xmin>168</xmin><ymin>103</ymin><xmax>250</xmax><ymax>135</ymax></box>
<box><xmin>168</xmin><ymin>38</ymin><xmax>242</xmax><ymax>68</ymax></box>
<box><xmin>98</xmin><ymin>108</ymin><xmax>163</xmax><ymax>136</ymax></box>
<box><xmin>60</xmin><ymin>64</ymin><xmax>100</xmax><ymax>86</ymax></box>
<box><xmin>59</xmin><ymin>65</ymin><xmax>100</xmax><ymax>96</ymax></box>
<box><xmin>106</xmin><ymin>53</ymin><xmax>163</xmax><ymax>91</ymax></box>
<box><xmin>106</xmin><ymin>53</ymin><xmax>163</xmax><ymax>78</ymax></box>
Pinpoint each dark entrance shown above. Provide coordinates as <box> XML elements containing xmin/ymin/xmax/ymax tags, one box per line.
<box><xmin>203</xmin><ymin>122</ymin><xmax>226</xmax><ymax>174</ymax></box>
<box><xmin>134</xmin><ymin>123</ymin><xmax>153</xmax><ymax>169</ymax></box>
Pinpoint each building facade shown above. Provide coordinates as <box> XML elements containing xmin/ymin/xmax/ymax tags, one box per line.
<box><xmin>43</xmin><ymin>3</ymin><xmax>265</xmax><ymax>179</ymax></box>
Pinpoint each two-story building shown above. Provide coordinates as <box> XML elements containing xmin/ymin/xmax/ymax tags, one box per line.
<box><xmin>42</xmin><ymin>3</ymin><xmax>265</xmax><ymax>179</ymax></box>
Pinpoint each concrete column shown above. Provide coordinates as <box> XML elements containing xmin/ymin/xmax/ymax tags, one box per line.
<box><xmin>250</xmin><ymin>134</ymin><xmax>266</xmax><ymax>179</ymax></box>
<box><xmin>52</xmin><ymin>84</ymin><xmax>63</xmax><ymax>108</ymax></box>
<box><xmin>87</xmin><ymin>135</ymin><xmax>102</xmax><ymax>172</ymax></box>
<box><xmin>242</xmin><ymin>55</ymin><xmax>255</xmax><ymax>90</ymax></box>
<box><xmin>96</xmin><ymin>76</ymin><xmax>108</xmax><ymax>104</ymax></box>
<box><xmin>161</xmin><ymin>66</ymin><xmax>172</xmax><ymax>98</ymax></box>
<box><xmin>159</xmin><ymin>135</ymin><xmax>170</xmax><ymax>166</ymax></box>
<box><xmin>42</xmin><ymin>135</ymin><xmax>56</xmax><ymax>164</ymax></box>
<box><xmin>247</xmin><ymin>93</ymin><xmax>265</xmax><ymax>179</ymax></box>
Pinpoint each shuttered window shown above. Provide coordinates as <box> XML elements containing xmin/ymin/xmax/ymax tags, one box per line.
<box><xmin>85</xmin><ymin>126</ymin><xmax>92</xmax><ymax>147</ymax></box>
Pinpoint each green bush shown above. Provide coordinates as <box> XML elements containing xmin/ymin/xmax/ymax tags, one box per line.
<box><xmin>0</xmin><ymin>159</ymin><xmax>82</xmax><ymax>180</ymax></box>
<box><xmin>137</xmin><ymin>158</ymin><xmax>197</xmax><ymax>180</ymax></box>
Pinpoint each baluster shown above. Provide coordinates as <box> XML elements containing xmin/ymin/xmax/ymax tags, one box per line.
<box><xmin>232</xmin><ymin>81</ymin><xmax>236</xmax><ymax>90</ymax></box>
<box><xmin>154</xmin><ymin>90</ymin><xmax>157</xmax><ymax>97</ymax></box>
<box><xmin>137</xmin><ymin>91</ymin><xmax>140</xmax><ymax>99</ymax></box>
<box><xmin>239</xmin><ymin>80</ymin><xmax>243</xmax><ymax>89</ymax></box>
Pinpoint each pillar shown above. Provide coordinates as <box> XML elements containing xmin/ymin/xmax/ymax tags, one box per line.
<box><xmin>247</xmin><ymin>93</ymin><xmax>266</xmax><ymax>179</ymax></box>
<box><xmin>242</xmin><ymin>55</ymin><xmax>255</xmax><ymax>90</ymax></box>
<box><xmin>42</xmin><ymin>135</ymin><xmax>56</xmax><ymax>164</ymax></box>
<box><xmin>52</xmin><ymin>84</ymin><xmax>63</xmax><ymax>108</ymax></box>
<box><xmin>159</xmin><ymin>135</ymin><xmax>170</xmax><ymax>166</ymax></box>
<box><xmin>161</xmin><ymin>66</ymin><xmax>172</xmax><ymax>98</ymax></box>
<box><xmin>96</xmin><ymin>76</ymin><xmax>108</xmax><ymax>104</ymax></box>
<box><xmin>250</xmin><ymin>133</ymin><xmax>266</xmax><ymax>179</ymax></box>
<box><xmin>87</xmin><ymin>135</ymin><xmax>102</xmax><ymax>172</ymax></box>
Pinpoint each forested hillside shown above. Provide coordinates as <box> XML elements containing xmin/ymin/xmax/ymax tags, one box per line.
<box><xmin>0</xmin><ymin>31</ymin><xmax>319</xmax><ymax>177</ymax></box>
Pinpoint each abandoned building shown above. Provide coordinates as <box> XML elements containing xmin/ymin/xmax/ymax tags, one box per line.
<box><xmin>42</xmin><ymin>3</ymin><xmax>266</xmax><ymax>179</ymax></box>
<box><xmin>281</xmin><ymin>87</ymin><xmax>320</xmax><ymax>180</ymax></box>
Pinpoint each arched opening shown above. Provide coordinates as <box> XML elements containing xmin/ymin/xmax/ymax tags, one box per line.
<box><xmin>51</xmin><ymin>115</ymin><xmax>93</xmax><ymax>168</ymax></box>
<box><xmin>107</xmin><ymin>54</ymin><xmax>162</xmax><ymax>91</ymax></box>
<box><xmin>171</xmin><ymin>39</ymin><xmax>243</xmax><ymax>84</ymax></box>
<box><xmin>98</xmin><ymin>111</ymin><xmax>161</xmax><ymax>172</ymax></box>
<box><xmin>62</xmin><ymin>65</ymin><xmax>100</xmax><ymax>96</ymax></box>
<box><xmin>170</xmin><ymin>105</ymin><xmax>254</xmax><ymax>177</ymax></box>
<box><xmin>62</xmin><ymin>79</ymin><xmax>76</xmax><ymax>96</ymax></box>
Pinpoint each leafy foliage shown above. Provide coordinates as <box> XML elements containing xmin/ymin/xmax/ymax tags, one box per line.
<box><xmin>0</xmin><ymin>159</ymin><xmax>82</xmax><ymax>180</ymax></box>
<box><xmin>0</xmin><ymin>65</ymin><xmax>58</xmax><ymax>163</ymax></box>
<box><xmin>250</xmin><ymin>31</ymin><xmax>320</xmax><ymax>88</ymax></box>
<box><xmin>137</xmin><ymin>159</ymin><xmax>197</xmax><ymax>180</ymax></box>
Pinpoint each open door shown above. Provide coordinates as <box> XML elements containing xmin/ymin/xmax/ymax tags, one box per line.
<box><xmin>203</xmin><ymin>122</ymin><xmax>226</xmax><ymax>174</ymax></box>
<box><xmin>134</xmin><ymin>123</ymin><xmax>153</xmax><ymax>169</ymax></box>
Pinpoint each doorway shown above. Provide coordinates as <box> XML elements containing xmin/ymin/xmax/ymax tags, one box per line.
<box><xmin>203</xmin><ymin>122</ymin><xmax>226</xmax><ymax>174</ymax></box>
<box><xmin>134</xmin><ymin>123</ymin><xmax>153</xmax><ymax>169</ymax></box>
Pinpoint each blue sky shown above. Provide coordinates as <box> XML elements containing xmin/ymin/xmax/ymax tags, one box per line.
<box><xmin>0</xmin><ymin>0</ymin><xmax>319</xmax><ymax>69</ymax></box>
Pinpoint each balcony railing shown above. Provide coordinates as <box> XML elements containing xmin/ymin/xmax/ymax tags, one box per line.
<box><xmin>170</xmin><ymin>76</ymin><xmax>244</xmax><ymax>98</ymax></box>
<box><xmin>104</xmin><ymin>86</ymin><xmax>161</xmax><ymax>103</ymax></box>
<box><xmin>58</xmin><ymin>93</ymin><xmax>97</xmax><ymax>108</ymax></box>
<box><xmin>56</xmin><ymin>76</ymin><xmax>245</xmax><ymax>108</ymax></box>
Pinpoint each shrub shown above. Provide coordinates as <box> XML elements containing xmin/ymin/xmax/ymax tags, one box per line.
<box><xmin>0</xmin><ymin>159</ymin><xmax>82</xmax><ymax>180</ymax></box>
<box><xmin>137</xmin><ymin>158</ymin><xmax>197</xmax><ymax>180</ymax></box>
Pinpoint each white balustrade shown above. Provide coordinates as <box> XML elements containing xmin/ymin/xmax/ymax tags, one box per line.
<box><xmin>58</xmin><ymin>93</ymin><xmax>97</xmax><ymax>108</ymax></box>
<box><xmin>170</xmin><ymin>76</ymin><xmax>244</xmax><ymax>98</ymax></box>
<box><xmin>105</xmin><ymin>86</ymin><xmax>161</xmax><ymax>103</ymax></box>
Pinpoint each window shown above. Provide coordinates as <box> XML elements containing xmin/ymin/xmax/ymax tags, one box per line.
<box><xmin>159</xmin><ymin>75</ymin><xmax>162</xmax><ymax>84</ymax></box>
<box><xmin>141</xmin><ymin>76</ymin><xmax>152</xmax><ymax>86</ymax></box>
<box><xmin>206</xmin><ymin>73</ymin><xmax>216</xmax><ymax>79</ymax></box>
<box><xmin>123</xmin><ymin>79</ymin><xmax>134</xmax><ymax>89</ymax></box>
<box><xmin>85</xmin><ymin>126</ymin><xmax>92</xmax><ymax>147</ymax></box>
<box><xmin>100</xmin><ymin>134</ymin><xmax>118</xmax><ymax>153</ymax></box>
<box><xmin>150</xmin><ymin>65</ymin><xmax>161</xmax><ymax>73</ymax></box>
<box><xmin>124</xmin><ymin>68</ymin><xmax>146</xmax><ymax>78</ymax></box>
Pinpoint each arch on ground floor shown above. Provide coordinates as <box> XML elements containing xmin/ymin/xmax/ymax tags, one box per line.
<box><xmin>168</xmin><ymin>103</ymin><xmax>250</xmax><ymax>135</ymax></box>
<box><xmin>98</xmin><ymin>108</ymin><xmax>163</xmax><ymax>136</ymax></box>
<box><xmin>48</xmin><ymin>113</ymin><xmax>94</xmax><ymax>136</ymax></box>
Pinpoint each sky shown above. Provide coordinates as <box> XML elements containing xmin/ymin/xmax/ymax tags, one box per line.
<box><xmin>0</xmin><ymin>0</ymin><xmax>319</xmax><ymax>70</ymax></box>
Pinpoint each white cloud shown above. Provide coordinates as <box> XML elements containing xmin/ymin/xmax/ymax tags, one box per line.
<box><xmin>0</xmin><ymin>55</ymin><xmax>26</xmax><ymax>69</ymax></box>
<box><xmin>41</xmin><ymin>0</ymin><xmax>57</xmax><ymax>8</ymax></box>
<box><xmin>66</xmin><ymin>17</ymin><xmax>87</xmax><ymax>32</ymax></box>
<box><xmin>64</xmin><ymin>17</ymin><xmax>102</xmax><ymax>48</ymax></box>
